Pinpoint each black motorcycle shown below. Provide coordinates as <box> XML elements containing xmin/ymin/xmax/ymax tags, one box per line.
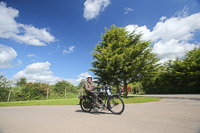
<box><xmin>79</xmin><ymin>85</ymin><xmax>125</xmax><ymax>114</ymax></box>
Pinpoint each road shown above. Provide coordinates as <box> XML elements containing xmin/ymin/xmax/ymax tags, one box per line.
<box><xmin>132</xmin><ymin>94</ymin><xmax>200</xmax><ymax>101</ymax></box>
<box><xmin>0</xmin><ymin>97</ymin><xmax>200</xmax><ymax>133</ymax></box>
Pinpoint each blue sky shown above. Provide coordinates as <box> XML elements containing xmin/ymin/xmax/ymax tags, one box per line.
<box><xmin>0</xmin><ymin>0</ymin><xmax>200</xmax><ymax>85</ymax></box>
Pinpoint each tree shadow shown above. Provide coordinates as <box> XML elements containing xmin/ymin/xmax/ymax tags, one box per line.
<box><xmin>75</xmin><ymin>109</ymin><xmax>113</xmax><ymax>115</ymax></box>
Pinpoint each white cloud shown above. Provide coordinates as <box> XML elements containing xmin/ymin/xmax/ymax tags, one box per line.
<box><xmin>27</xmin><ymin>54</ymin><xmax>36</xmax><ymax>57</ymax></box>
<box><xmin>66</xmin><ymin>72</ymin><xmax>91</xmax><ymax>85</ymax></box>
<box><xmin>17</xmin><ymin>59</ymin><xmax>22</xmax><ymax>66</ymax></box>
<box><xmin>13</xmin><ymin>61</ymin><xmax>91</xmax><ymax>85</ymax></box>
<box><xmin>0</xmin><ymin>2</ymin><xmax>55</xmax><ymax>46</ymax></box>
<box><xmin>83</xmin><ymin>0</ymin><xmax>110</xmax><ymax>21</ymax></box>
<box><xmin>160</xmin><ymin>16</ymin><xmax>167</xmax><ymax>21</ymax></box>
<box><xmin>175</xmin><ymin>5</ymin><xmax>188</xmax><ymax>17</ymax></box>
<box><xmin>124</xmin><ymin>7</ymin><xmax>133</xmax><ymax>14</ymax></box>
<box><xmin>0</xmin><ymin>44</ymin><xmax>17</xmax><ymax>68</ymax></box>
<box><xmin>13</xmin><ymin>61</ymin><xmax>63</xmax><ymax>84</ymax></box>
<box><xmin>152</xmin><ymin>40</ymin><xmax>197</xmax><ymax>63</ymax></box>
<box><xmin>63</xmin><ymin>45</ymin><xmax>75</xmax><ymax>54</ymax></box>
<box><xmin>126</xmin><ymin>24</ymin><xmax>152</xmax><ymax>41</ymax></box>
<box><xmin>126</xmin><ymin>11</ymin><xmax>200</xmax><ymax>63</ymax></box>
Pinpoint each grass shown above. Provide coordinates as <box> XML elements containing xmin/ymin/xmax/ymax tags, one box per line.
<box><xmin>0</xmin><ymin>97</ymin><xmax>160</xmax><ymax>107</ymax></box>
<box><xmin>0</xmin><ymin>98</ymin><xmax>79</xmax><ymax>107</ymax></box>
<box><xmin>122</xmin><ymin>96</ymin><xmax>160</xmax><ymax>103</ymax></box>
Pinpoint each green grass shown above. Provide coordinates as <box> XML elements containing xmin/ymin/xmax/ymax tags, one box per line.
<box><xmin>122</xmin><ymin>96</ymin><xmax>160</xmax><ymax>103</ymax></box>
<box><xmin>0</xmin><ymin>98</ymin><xmax>79</xmax><ymax>107</ymax></box>
<box><xmin>0</xmin><ymin>97</ymin><xmax>160</xmax><ymax>107</ymax></box>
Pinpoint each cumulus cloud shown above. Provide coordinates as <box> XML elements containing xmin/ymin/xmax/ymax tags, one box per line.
<box><xmin>0</xmin><ymin>2</ymin><xmax>55</xmax><ymax>46</ymax></box>
<box><xmin>63</xmin><ymin>45</ymin><xmax>75</xmax><ymax>55</ymax></box>
<box><xmin>126</xmin><ymin>24</ymin><xmax>152</xmax><ymax>41</ymax></box>
<box><xmin>13</xmin><ymin>61</ymin><xmax>91</xmax><ymax>85</ymax></box>
<box><xmin>124</xmin><ymin>7</ymin><xmax>133</xmax><ymax>14</ymax></box>
<box><xmin>83</xmin><ymin>0</ymin><xmax>110</xmax><ymax>21</ymax></box>
<box><xmin>0</xmin><ymin>44</ymin><xmax>17</xmax><ymax>68</ymax></box>
<box><xmin>13</xmin><ymin>61</ymin><xmax>63</xmax><ymax>84</ymax></box>
<box><xmin>152</xmin><ymin>40</ymin><xmax>196</xmax><ymax>62</ymax></box>
<box><xmin>66</xmin><ymin>72</ymin><xmax>91</xmax><ymax>85</ymax></box>
<box><xmin>126</xmin><ymin>11</ymin><xmax>200</xmax><ymax>63</ymax></box>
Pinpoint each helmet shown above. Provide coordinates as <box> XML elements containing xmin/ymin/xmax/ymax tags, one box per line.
<box><xmin>87</xmin><ymin>77</ymin><xmax>92</xmax><ymax>80</ymax></box>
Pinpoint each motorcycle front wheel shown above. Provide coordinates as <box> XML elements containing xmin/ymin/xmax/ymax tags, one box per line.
<box><xmin>80</xmin><ymin>97</ymin><xmax>93</xmax><ymax>112</ymax></box>
<box><xmin>107</xmin><ymin>95</ymin><xmax>125</xmax><ymax>114</ymax></box>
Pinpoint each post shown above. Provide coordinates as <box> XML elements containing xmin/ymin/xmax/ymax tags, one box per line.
<box><xmin>123</xmin><ymin>80</ymin><xmax>128</xmax><ymax>96</ymax></box>
<box><xmin>7</xmin><ymin>87</ymin><xmax>12</xmax><ymax>102</ymax></box>
<box><xmin>46</xmin><ymin>88</ymin><xmax>49</xmax><ymax>100</ymax></box>
<box><xmin>81</xmin><ymin>87</ymin><xmax>83</xmax><ymax>96</ymax></box>
<box><xmin>65</xmin><ymin>87</ymin><xmax>66</xmax><ymax>98</ymax></box>
<box><xmin>77</xmin><ymin>88</ymin><xmax>83</xmax><ymax>98</ymax></box>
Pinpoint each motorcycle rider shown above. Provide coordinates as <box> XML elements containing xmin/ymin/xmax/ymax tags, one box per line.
<box><xmin>84</xmin><ymin>77</ymin><xmax>99</xmax><ymax>110</ymax></box>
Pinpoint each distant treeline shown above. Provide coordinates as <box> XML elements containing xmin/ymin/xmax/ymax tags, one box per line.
<box><xmin>144</xmin><ymin>48</ymin><xmax>200</xmax><ymax>94</ymax></box>
<box><xmin>0</xmin><ymin>77</ymin><xmax>85</xmax><ymax>102</ymax></box>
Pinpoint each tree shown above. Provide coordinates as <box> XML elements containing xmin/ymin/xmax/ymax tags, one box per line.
<box><xmin>16</xmin><ymin>77</ymin><xmax>27</xmax><ymax>86</ymax></box>
<box><xmin>53</xmin><ymin>80</ymin><xmax>77</xmax><ymax>98</ymax></box>
<box><xmin>77</xmin><ymin>79</ymin><xmax>86</xmax><ymax>96</ymax></box>
<box><xmin>183</xmin><ymin>47</ymin><xmax>200</xmax><ymax>91</ymax></box>
<box><xmin>77</xmin><ymin>79</ymin><xmax>86</xmax><ymax>90</ymax></box>
<box><xmin>90</xmin><ymin>25</ymin><xmax>159</xmax><ymax>96</ymax></box>
<box><xmin>14</xmin><ymin>82</ymin><xmax>49</xmax><ymax>101</ymax></box>
<box><xmin>151</xmin><ymin>47</ymin><xmax>200</xmax><ymax>94</ymax></box>
<box><xmin>0</xmin><ymin>75</ymin><xmax>9</xmax><ymax>102</ymax></box>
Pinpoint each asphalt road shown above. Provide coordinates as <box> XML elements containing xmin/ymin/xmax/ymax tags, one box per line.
<box><xmin>0</xmin><ymin>98</ymin><xmax>200</xmax><ymax>133</ymax></box>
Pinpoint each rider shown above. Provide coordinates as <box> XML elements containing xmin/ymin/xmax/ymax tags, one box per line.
<box><xmin>84</xmin><ymin>77</ymin><xmax>99</xmax><ymax>109</ymax></box>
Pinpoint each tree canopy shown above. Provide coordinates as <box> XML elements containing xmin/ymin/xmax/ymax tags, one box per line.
<box><xmin>90</xmin><ymin>25</ymin><xmax>160</xmax><ymax>95</ymax></box>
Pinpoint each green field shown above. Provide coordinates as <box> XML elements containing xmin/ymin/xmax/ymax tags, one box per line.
<box><xmin>0</xmin><ymin>96</ymin><xmax>160</xmax><ymax>107</ymax></box>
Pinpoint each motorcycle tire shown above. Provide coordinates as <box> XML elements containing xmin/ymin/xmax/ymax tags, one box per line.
<box><xmin>107</xmin><ymin>95</ymin><xmax>125</xmax><ymax>114</ymax></box>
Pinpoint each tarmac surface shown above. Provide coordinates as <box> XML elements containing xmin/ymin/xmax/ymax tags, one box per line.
<box><xmin>133</xmin><ymin>94</ymin><xmax>200</xmax><ymax>101</ymax></box>
<box><xmin>0</xmin><ymin>95</ymin><xmax>200</xmax><ymax>133</ymax></box>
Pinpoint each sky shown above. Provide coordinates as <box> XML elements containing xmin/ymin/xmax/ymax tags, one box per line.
<box><xmin>0</xmin><ymin>0</ymin><xmax>200</xmax><ymax>85</ymax></box>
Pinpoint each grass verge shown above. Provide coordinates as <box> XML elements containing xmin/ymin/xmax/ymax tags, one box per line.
<box><xmin>0</xmin><ymin>97</ymin><xmax>160</xmax><ymax>107</ymax></box>
<box><xmin>122</xmin><ymin>96</ymin><xmax>160</xmax><ymax>103</ymax></box>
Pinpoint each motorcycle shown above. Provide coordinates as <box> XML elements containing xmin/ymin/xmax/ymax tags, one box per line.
<box><xmin>79</xmin><ymin>85</ymin><xmax>125</xmax><ymax>114</ymax></box>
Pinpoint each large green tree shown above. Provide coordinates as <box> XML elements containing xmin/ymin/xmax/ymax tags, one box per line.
<box><xmin>90</xmin><ymin>25</ymin><xmax>159</xmax><ymax>96</ymax></box>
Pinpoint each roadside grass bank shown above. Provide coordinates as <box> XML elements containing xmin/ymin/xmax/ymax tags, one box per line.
<box><xmin>0</xmin><ymin>97</ymin><xmax>160</xmax><ymax>107</ymax></box>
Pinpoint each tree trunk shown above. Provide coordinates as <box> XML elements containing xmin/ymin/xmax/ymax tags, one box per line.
<box><xmin>7</xmin><ymin>87</ymin><xmax>12</xmax><ymax>102</ymax></box>
<box><xmin>116</xmin><ymin>80</ymin><xmax>120</xmax><ymax>94</ymax></box>
<box><xmin>123</xmin><ymin>80</ymin><xmax>128</xmax><ymax>97</ymax></box>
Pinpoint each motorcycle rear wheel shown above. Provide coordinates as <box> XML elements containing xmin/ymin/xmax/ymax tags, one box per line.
<box><xmin>80</xmin><ymin>97</ymin><xmax>93</xmax><ymax>112</ymax></box>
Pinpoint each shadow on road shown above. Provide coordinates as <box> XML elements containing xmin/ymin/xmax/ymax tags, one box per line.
<box><xmin>75</xmin><ymin>109</ymin><xmax>113</xmax><ymax>115</ymax></box>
